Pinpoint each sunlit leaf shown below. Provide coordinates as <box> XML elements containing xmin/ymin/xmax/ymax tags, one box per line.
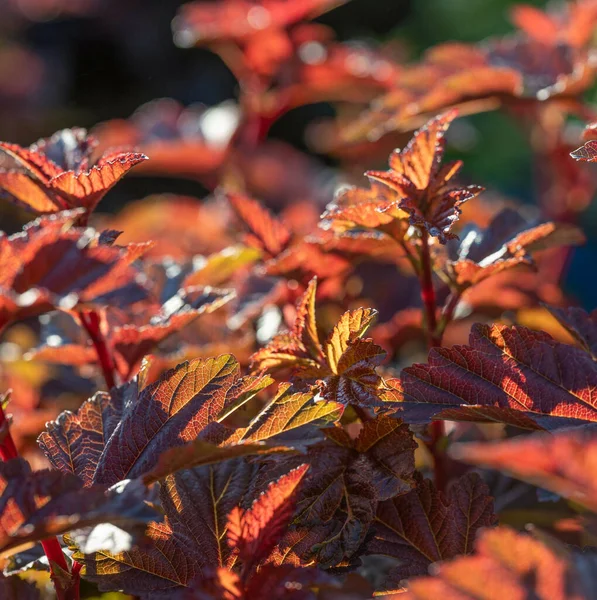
<box><xmin>228</xmin><ymin>464</ymin><xmax>308</xmax><ymax>570</ymax></box>
<box><xmin>446</xmin><ymin>208</ymin><xmax>585</xmax><ymax>289</ymax></box>
<box><xmin>384</xmin><ymin>322</ymin><xmax>597</xmax><ymax>430</ymax></box>
<box><xmin>0</xmin><ymin>128</ymin><xmax>146</xmax><ymax>216</ymax></box>
<box><xmin>250</xmin><ymin>278</ymin><xmax>388</xmax><ymax>409</ymax></box>
<box><xmin>0</xmin><ymin>211</ymin><xmax>147</xmax><ymax>331</ymax></box>
<box><xmin>227</xmin><ymin>192</ymin><xmax>291</xmax><ymax>258</ymax></box>
<box><xmin>40</xmin><ymin>356</ymin><xmax>293</xmax><ymax>596</ymax></box>
<box><xmin>366</xmin><ymin>111</ymin><xmax>484</xmax><ymax>243</ymax></box>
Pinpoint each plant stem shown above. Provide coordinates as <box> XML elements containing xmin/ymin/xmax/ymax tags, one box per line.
<box><xmin>417</xmin><ymin>232</ymin><xmax>446</xmax><ymax>491</ymax></box>
<box><xmin>78</xmin><ymin>309</ymin><xmax>117</xmax><ymax>390</ymax></box>
<box><xmin>65</xmin><ymin>561</ymin><xmax>83</xmax><ymax>600</ymax></box>
<box><xmin>0</xmin><ymin>406</ymin><xmax>18</xmax><ymax>462</ymax></box>
<box><xmin>419</xmin><ymin>232</ymin><xmax>440</xmax><ymax>348</ymax></box>
<box><xmin>436</xmin><ymin>291</ymin><xmax>461</xmax><ymax>344</ymax></box>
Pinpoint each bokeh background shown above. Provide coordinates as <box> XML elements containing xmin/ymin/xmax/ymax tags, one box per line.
<box><xmin>0</xmin><ymin>0</ymin><xmax>595</xmax><ymax>305</ymax></box>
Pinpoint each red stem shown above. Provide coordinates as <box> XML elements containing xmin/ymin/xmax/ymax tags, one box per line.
<box><xmin>419</xmin><ymin>233</ymin><xmax>439</xmax><ymax>348</ymax></box>
<box><xmin>418</xmin><ymin>232</ymin><xmax>447</xmax><ymax>491</ymax></box>
<box><xmin>0</xmin><ymin>409</ymin><xmax>18</xmax><ymax>462</ymax></box>
<box><xmin>78</xmin><ymin>309</ymin><xmax>117</xmax><ymax>390</ymax></box>
<box><xmin>65</xmin><ymin>561</ymin><xmax>83</xmax><ymax>600</ymax></box>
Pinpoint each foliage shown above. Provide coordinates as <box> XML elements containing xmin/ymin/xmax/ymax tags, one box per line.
<box><xmin>1</xmin><ymin>1</ymin><xmax>597</xmax><ymax>599</ymax></box>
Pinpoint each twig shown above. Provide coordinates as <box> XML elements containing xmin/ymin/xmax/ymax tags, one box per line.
<box><xmin>78</xmin><ymin>309</ymin><xmax>117</xmax><ymax>390</ymax></box>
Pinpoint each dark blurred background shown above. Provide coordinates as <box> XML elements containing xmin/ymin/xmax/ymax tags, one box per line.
<box><xmin>1</xmin><ymin>0</ymin><xmax>596</xmax><ymax>306</ymax></box>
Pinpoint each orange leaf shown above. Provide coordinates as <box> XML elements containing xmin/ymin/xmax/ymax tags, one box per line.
<box><xmin>227</xmin><ymin>464</ymin><xmax>308</xmax><ymax>569</ymax></box>
<box><xmin>402</xmin><ymin>527</ymin><xmax>593</xmax><ymax>600</ymax></box>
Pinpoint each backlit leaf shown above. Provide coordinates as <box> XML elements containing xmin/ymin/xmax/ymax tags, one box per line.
<box><xmin>92</xmin><ymin>355</ymin><xmax>241</xmax><ymax>483</ymax></box>
<box><xmin>366</xmin><ymin>111</ymin><xmax>484</xmax><ymax>243</ymax></box>
<box><xmin>173</xmin><ymin>0</ymin><xmax>347</xmax><ymax>46</ymax></box>
<box><xmin>0</xmin><ymin>211</ymin><xmax>147</xmax><ymax>331</ymax></box>
<box><xmin>447</xmin><ymin>209</ymin><xmax>585</xmax><ymax>289</ymax></box>
<box><xmin>240</xmin><ymin>383</ymin><xmax>343</xmax><ymax>444</ymax></box>
<box><xmin>251</xmin><ymin>279</ymin><xmax>388</xmax><ymax>410</ymax></box>
<box><xmin>41</xmin><ymin>356</ymin><xmax>292</xmax><ymax>596</ymax></box>
<box><xmin>227</xmin><ymin>192</ymin><xmax>291</xmax><ymax>258</ymax></box>
<box><xmin>384</xmin><ymin>322</ymin><xmax>597</xmax><ymax>430</ymax></box>
<box><xmin>227</xmin><ymin>464</ymin><xmax>308</xmax><ymax>569</ymax></box>
<box><xmin>0</xmin><ymin>128</ymin><xmax>146</xmax><ymax>216</ymax></box>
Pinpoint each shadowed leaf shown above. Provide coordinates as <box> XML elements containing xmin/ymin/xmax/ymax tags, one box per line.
<box><xmin>264</xmin><ymin>416</ymin><xmax>416</xmax><ymax>568</ymax></box>
<box><xmin>548</xmin><ymin>306</ymin><xmax>597</xmax><ymax>358</ymax></box>
<box><xmin>367</xmin><ymin>473</ymin><xmax>497</xmax><ymax>591</ymax></box>
<box><xmin>0</xmin><ymin>458</ymin><xmax>159</xmax><ymax>559</ymax></box>
<box><xmin>142</xmin><ymin>440</ymin><xmax>294</xmax><ymax>486</ymax></box>
<box><xmin>0</xmin><ymin>574</ymin><xmax>40</xmax><ymax>600</ymax></box>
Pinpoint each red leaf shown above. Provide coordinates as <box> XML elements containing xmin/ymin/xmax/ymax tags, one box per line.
<box><xmin>366</xmin><ymin>111</ymin><xmax>484</xmax><ymax>243</ymax></box>
<box><xmin>571</xmin><ymin>139</ymin><xmax>597</xmax><ymax>162</ymax></box>
<box><xmin>384</xmin><ymin>322</ymin><xmax>597</xmax><ymax>429</ymax></box>
<box><xmin>451</xmin><ymin>425</ymin><xmax>597</xmax><ymax>512</ymax></box>
<box><xmin>250</xmin><ymin>279</ymin><xmax>388</xmax><ymax>409</ymax></box>
<box><xmin>0</xmin><ymin>211</ymin><xmax>147</xmax><ymax>331</ymax></box>
<box><xmin>239</xmin><ymin>382</ymin><xmax>343</xmax><ymax>445</ymax></box>
<box><xmin>227</xmin><ymin>464</ymin><xmax>308</xmax><ymax>568</ymax></box>
<box><xmin>402</xmin><ymin>527</ymin><xmax>594</xmax><ymax>600</ymax></box>
<box><xmin>264</xmin><ymin>416</ymin><xmax>416</xmax><ymax>568</ymax></box>
<box><xmin>173</xmin><ymin>0</ymin><xmax>348</xmax><ymax>46</ymax></box>
<box><xmin>227</xmin><ymin>192</ymin><xmax>291</xmax><ymax>258</ymax></box>
<box><xmin>446</xmin><ymin>208</ymin><xmax>585</xmax><ymax>289</ymax></box>
<box><xmin>0</xmin><ymin>128</ymin><xmax>146</xmax><ymax>215</ymax></box>
<box><xmin>367</xmin><ymin>473</ymin><xmax>497</xmax><ymax>591</ymax></box>
<box><xmin>549</xmin><ymin>306</ymin><xmax>597</xmax><ymax>357</ymax></box>
<box><xmin>41</xmin><ymin>355</ymin><xmax>295</xmax><ymax>596</ymax></box>
<box><xmin>0</xmin><ymin>457</ymin><xmax>158</xmax><ymax>559</ymax></box>
<box><xmin>0</xmin><ymin>574</ymin><xmax>40</xmax><ymax>600</ymax></box>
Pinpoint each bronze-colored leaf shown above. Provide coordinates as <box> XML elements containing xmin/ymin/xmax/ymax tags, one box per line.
<box><xmin>368</xmin><ymin>473</ymin><xmax>497</xmax><ymax>591</ymax></box>
<box><xmin>384</xmin><ymin>323</ymin><xmax>597</xmax><ymax>430</ymax></box>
